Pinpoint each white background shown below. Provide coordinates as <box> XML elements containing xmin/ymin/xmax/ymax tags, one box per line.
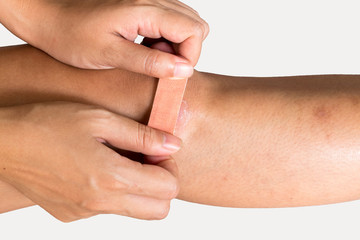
<box><xmin>1</xmin><ymin>0</ymin><xmax>360</xmax><ymax>239</ymax></box>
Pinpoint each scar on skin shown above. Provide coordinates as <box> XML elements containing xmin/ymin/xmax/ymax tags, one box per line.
<box><xmin>174</xmin><ymin>100</ymin><xmax>191</xmax><ymax>136</ymax></box>
<box><xmin>312</xmin><ymin>104</ymin><xmax>332</xmax><ymax>121</ymax></box>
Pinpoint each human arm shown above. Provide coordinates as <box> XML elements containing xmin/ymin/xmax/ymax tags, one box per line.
<box><xmin>0</xmin><ymin>0</ymin><xmax>209</xmax><ymax>78</ymax></box>
<box><xmin>2</xmin><ymin>45</ymin><xmax>360</xmax><ymax>209</ymax></box>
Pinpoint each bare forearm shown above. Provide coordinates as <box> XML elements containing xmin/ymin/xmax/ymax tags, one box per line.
<box><xmin>183</xmin><ymin>73</ymin><xmax>360</xmax><ymax>207</ymax></box>
<box><xmin>2</xmin><ymin>45</ymin><xmax>360</xmax><ymax>209</ymax></box>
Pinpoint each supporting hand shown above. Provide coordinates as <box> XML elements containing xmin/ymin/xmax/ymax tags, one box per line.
<box><xmin>0</xmin><ymin>102</ymin><xmax>181</xmax><ymax>222</ymax></box>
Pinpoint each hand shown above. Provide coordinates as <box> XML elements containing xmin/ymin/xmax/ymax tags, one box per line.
<box><xmin>0</xmin><ymin>0</ymin><xmax>209</xmax><ymax>78</ymax></box>
<box><xmin>0</xmin><ymin>102</ymin><xmax>181</xmax><ymax>222</ymax></box>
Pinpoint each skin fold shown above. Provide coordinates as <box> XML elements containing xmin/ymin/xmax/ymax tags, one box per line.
<box><xmin>1</xmin><ymin>45</ymin><xmax>360</xmax><ymax>213</ymax></box>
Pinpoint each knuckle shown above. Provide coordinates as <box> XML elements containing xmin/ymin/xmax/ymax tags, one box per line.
<box><xmin>143</xmin><ymin>51</ymin><xmax>161</xmax><ymax>76</ymax></box>
<box><xmin>52</xmin><ymin>212</ymin><xmax>78</xmax><ymax>223</ymax></box>
<box><xmin>78</xmin><ymin>181</ymin><xmax>105</xmax><ymax>212</ymax></box>
<box><xmin>157</xmin><ymin>170</ymin><xmax>180</xmax><ymax>199</ymax></box>
<box><xmin>136</xmin><ymin>123</ymin><xmax>155</xmax><ymax>150</ymax></box>
<box><xmin>79</xmin><ymin>193</ymin><xmax>104</xmax><ymax>212</ymax></box>
<box><xmin>153</xmin><ymin>202</ymin><xmax>171</xmax><ymax>220</ymax></box>
<box><xmin>204</xmin><ymin>21</ymin><xmax>210</xmax><ymax>36</ymax></box>
<box><xmin>119</xmin><ymin>207</ymin><xmax>133</xmax><ymax>218</ymax></box>
<box><xmin>84</xmin><ymin>108</ymin><xmax>114</xmax><ymax>130</ymax></box>
<box><xmin>165</xmin><ymin>176</ymin><xmax>180</xmax><ymax>199</ymax></box>
<box><xmin>89</xmin><ymin>108</ymin><xmax>113</xmax><ymax>121</ymax></box>
<box><xmin>127</xmin><ymin>181</ymin><xmax>145</xmax><ymax>195</ymax></box>
<box><xmin>79</xmin><ymin>176</ymin><xmax>123</xmax><ymax>212</ymax></box>
<box><xmin>193</xmin><ymin>21</ymin><xmax>206</xmax><ymax>38</ymax></box>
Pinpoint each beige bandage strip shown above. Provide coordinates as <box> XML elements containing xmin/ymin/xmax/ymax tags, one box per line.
<box><xmin>148</xmin><ymin>78</ymin><xmax>188</xmax><ymax>134</ymax></box>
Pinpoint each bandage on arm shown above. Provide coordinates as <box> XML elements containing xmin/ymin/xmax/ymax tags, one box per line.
<box><xmin>148</xmin><ymin>78</ymin><xmax>188</xmax><ymax>135</ymax></box>
<box><xmin>4</xmin><ymin>45</ymin><xmax>360</xmax><ymax>208</ymax></box>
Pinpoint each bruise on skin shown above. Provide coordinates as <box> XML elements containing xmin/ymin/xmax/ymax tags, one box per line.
<box><xmin>349</xmin><ymin>96</ymin><xmax>359</xmax><ymax>106</ymax></box>
<box><xmin>312</xmin><ymin>104</ymin><xmax>332</xmax><ymax>122</ymax></box>
<box><xmin>311</xmin><ymin>104</ymin><xmax>335</xmax><ymax>141</ymax></box>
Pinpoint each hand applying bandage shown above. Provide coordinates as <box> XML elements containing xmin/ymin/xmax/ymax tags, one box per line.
<box><xmin>0</xmin><ymin>0</ymin><xmax>206</xmax><ymax>222</ymax></box>
<box><xmin>145</xmin><ymin>39</ymin><xmax>188</xmax><ymax>166</ymax></box>
<box><xmin>0</xmin><ymin>0</ymin><xmax>209</xmax><ymax>78</ymax></box>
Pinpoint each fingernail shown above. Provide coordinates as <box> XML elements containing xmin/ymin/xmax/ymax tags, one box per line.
<box><xmin>162</xmin><ymin>134</ymin><xmax>182</xmax><ymax>152</ymax></box>
<box><xmin>174</xmin><ymin>62</ymin><xmax>193</xmax><ymax>78</ymax></box>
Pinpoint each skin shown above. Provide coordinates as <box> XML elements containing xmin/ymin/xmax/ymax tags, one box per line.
<box><xmin>0</xmin><ymin>0</ymin><xmax>209</xmax><ymax>78</ymax></box>
<box><xmin>0</xmin><ymin>43</ymin><xmax>185</xmax><ymax>221</ymax></box>
<box><xmin>2</xmin><ymin>45</ymin><xmax>360</xmax><ymax>218</ymax></box>
<box><xmin>0</xmin><ymin>102</ymin><xmax>181</xmax><ymax>222</ymax></box>
<box><xmin>0</xmin><ymin>0</ymin><xmax>209</xmax><ymax>221</ymax></box>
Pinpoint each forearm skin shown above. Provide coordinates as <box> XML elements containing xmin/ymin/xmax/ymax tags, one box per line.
<box><xmin>1</xmin><ymin>45</ymin><xmax>360</xmax><ymax>211</ymax></box>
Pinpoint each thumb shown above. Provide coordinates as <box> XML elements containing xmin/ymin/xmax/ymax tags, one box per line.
<box><xmin>93</xmin><ymin>113</ymin><xmax>182</xmax><ymax>156</ymax></box>
<box><xmin>104</xmin><ymin>39</ymin><xmax>194</xmax><ymax>79</ymax></box>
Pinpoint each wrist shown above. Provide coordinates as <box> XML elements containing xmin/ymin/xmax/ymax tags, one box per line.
<box><xmin>0</xmin><ymin>0</ymin><xmax>31</xmax><ymax>39</ymax></box>
<box><xmin>0</xmin><ymin>0</ymin><xmax>57</xmax><ymax>48</ymax></box>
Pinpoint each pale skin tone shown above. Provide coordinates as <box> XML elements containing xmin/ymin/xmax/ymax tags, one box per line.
<box><xmin>0</xmin><ymin>0</ymin><xmax>209</xmax><ymax>78</ymax></box>
<box><xmin>2</xmin><ymin>45</ymin><xmax>360</xmax><ymax>219</ymax></box>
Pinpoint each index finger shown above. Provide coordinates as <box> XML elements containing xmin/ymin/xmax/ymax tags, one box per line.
<box><xmin>139</xmin><ymin>9</ymin><xmax>208</xmax><ymax>66</ymax></box>
<box><xmin>108</xmin><ymin>153</ymin><xmax>180</xmax><ymax>200</ymax></box>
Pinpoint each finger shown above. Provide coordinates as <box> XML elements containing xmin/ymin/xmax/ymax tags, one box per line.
<box><xmin>142</xmin><ymin>37</ymin><xmax>209</xmax><ymax>74</ymax></box>
<box><xmin>159</xmin><ymin>0</ymin><xmax>201</xmax><ymax>21</ymax></box>
<box><xmin>113</xmin><ymin>8</ymin><xmax>207</xmax><ymax>70</ymax></box>
<box><xmin>105</xmin><ymin>39</ymin><xmax>194</xmax><ymax>78</ymax></box>
<box><xmin>144</xmin><ymin>155</ymin><xmax>180</xmax><ymax>179</ymax></box>
<box><xmin>144</xmin><ymin>156</ymin><xmax>179</xmax><ymax>189</ymax></box>
<box><xmin>152</xmin><ymin>11</ymin><xmax>207</xmax><ymax>66</ymax></box>
<box><xmin>102</xmin><ymin>194</ymin><xmax>172</xmax><ymax>220</ymax></box>
<box><xmin>153</xmin><ymin>10</ymin><xmax>209</xmax><ymax>43</ymax></box>
<box><xmin>163</xmin><ymin>0</ymin><xmax>210</xmax><ymax>39</ymax></box>
<box><xmin>124</xmin><ymin>157</ymin><xmax>180</xmax><ymax>198</ymax></box>
<box><xmin>92</xmin><ymin>113</ymin><xmax>182</xmax><ymax>156</ymax></box>
<box><xmin>170</xmin><ymin>0</ymin><xmax>200</xmax><ymax>16</ymax></box>
<box><xmin>150</xmin><ymin>41</ymin><xmax>175</xmax><ymax>54</ymax></box>
<box><xmin>100</xmin><ymin>149</ymin><xmax>179</xmax><ymax>200</ymax></box>
<box><xmin>155</xmin><ymin>157</ymin><xmax>179</xmax><ymax>179</ymax></box>
<box><xmin>177</xmin><ymin>34</ymin><xmax>203</xmax><ymax>67</ymax></box>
